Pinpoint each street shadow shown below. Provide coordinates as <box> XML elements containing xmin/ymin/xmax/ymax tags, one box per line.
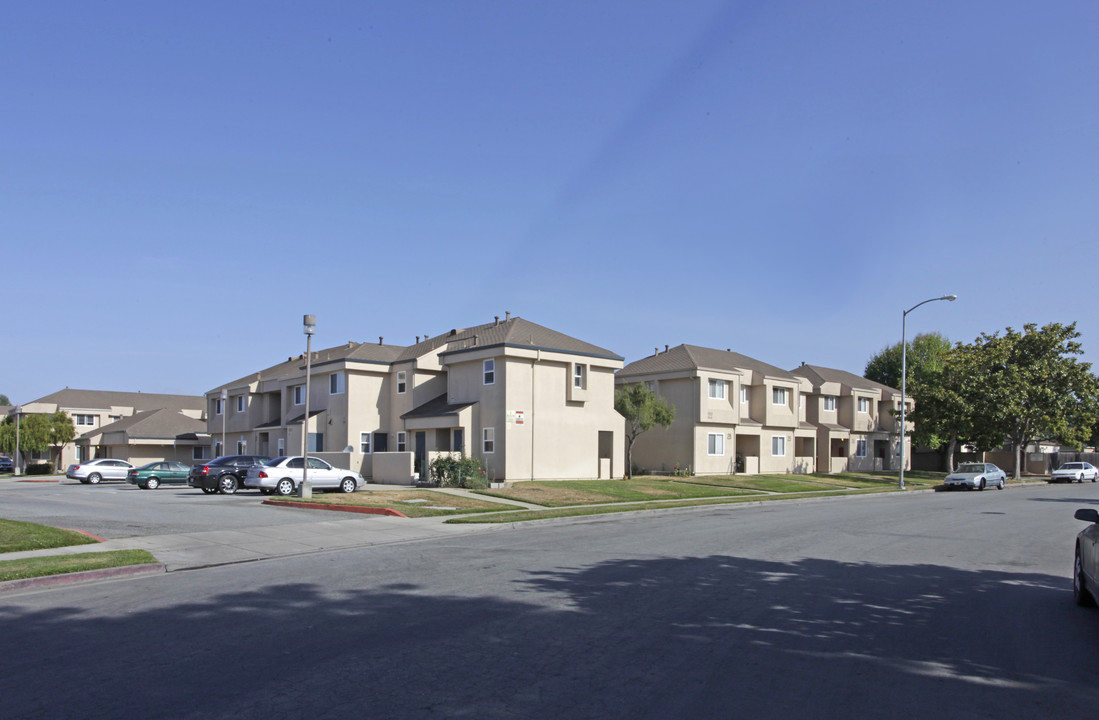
<box><xmin>1029</xmin><ymin>496</ymin><xmax>1099</xmax><ymax>505</ymax></box>
<box><xmin>1</xmin><ymin>554</ymin><xmax>1097</xmax><ymax>719</ymax></box>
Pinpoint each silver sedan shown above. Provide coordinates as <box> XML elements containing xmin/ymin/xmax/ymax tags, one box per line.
<box><xmin>244</xmin><ymin>456</ymin><xmax>365</xmax><ymax>496</ymax></box>
<box><xmin>66</xmin><ymin>458</ymin><xmax>135</xmax><ymax>484</ymax></box>
<box><xmin>943</xmin><ymin>462</ymin><xmax>1007</xmax><ymax>491</ymax></box>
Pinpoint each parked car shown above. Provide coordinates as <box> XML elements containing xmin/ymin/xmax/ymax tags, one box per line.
<box><xmin>0</xmin><ymin>456</ymin><xmax>13</xmax><ymax>473</ymax></box>
<box><xmin>1074</xmin><ymin>508</ymin><xmax>1099</xmax><ymax>607</ymax></box>
<box><xmin>244</xmin><ymin>456</ymin><xmax>365</xmax><ymax>496</ymax></box>
<box><xmin>66</xmin><ymin>458</ymin><xmax>135</xmax><ymax>484</ymax></box>
<box><xmin>127</xmin><ymin>461</ymin><xmax>191</xmax><ymax>489</ymax></box>
<box><xmin>943</xmin><ymin>462</ymin><xmax>1006</xmax><ymax>491</ymax></box>
<box><xmin>1051</xmin><ymin>462</ymin><xmax>1099</xmax><ymax>483</ymax></box>
<box><xmin>188</xmin><ymin>455</ymin><xmax>271</xmax><ymax>494</ymax></box>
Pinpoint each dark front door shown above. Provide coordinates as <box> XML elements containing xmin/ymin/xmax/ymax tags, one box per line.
<box><xmin>415</xmin><ymin>431</ymin><xmax>426</xmax><ymax>478</ymax></box>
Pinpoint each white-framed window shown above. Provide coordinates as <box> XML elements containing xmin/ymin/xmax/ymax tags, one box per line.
<box><xmin>360</xmin><ymin>432</ymin><xmax>372</xmax><ymax>454</ymax></box>
<box><xmin>235</xmin><ymin>395</ymin><xmax>245</xmax><ymax>413</ymax></box>
<box><xmin>483</xmin><ymin>427</ymin><xmax>495</xmax><ymax>453</ymax></box>
<box><xmin>798</xmin><ymin>394</ymin><xmax>804</xmax><ymax>409</ymax></box>
<box><xmin>855</xmin><ymin>439</ymin><xmax>868</xmax><ymax>458</ymax></box>
<box><xmin>214</xmin><ymin>398</ymin><xmax>223</xmax><ymax>416</ymax></box>
<box><xmin>573</xmin><ymin>364</ymin><xmax>585</xmax><ymax>389</ymax></box>
<box><xmin>707</xmin><ymin>433</ymin><xmax>725</xmax><ymax>456</ymax></box>
<box><xmin>397</xmin><ymin>432</ymin><xmax>406</xmax><ymax>452</ymax></box>
<box><xmin>740</xmin><ymin>387</ymin><xmax>749</xmax><ymax>405</ymax></box>
<box><xmin>74</xmin><ymin>414</ymin><xmax>97</xmax><ymax>426</ymax></box>
<box><xmin>108</xmin><ymin>415</ymin><xmax>121</xmax><ymax>422</ymax></box>
<box><xmin>824</xmin><ymin>396</ymin><xmax>837</xmax><ymax>411</ymax></box>
<box><xmin>293</xmin><ymin>385</ymin><xmax>305</xmax><ymax>405</ymax></box>
<box><xmin>277</xmin><ymin>438</ymin><xmax>285</xmax><ymax>456</ymax></box>
<box><xmin>237</xmin><ymin>437</ymin><xmax>246</xmax><ymax>454</ymax></box>
<box><xmin>483</xmin><ymin>359</ymin><xmax>495</xmax><ymax>385</ymax></box>
<box><xmin>772</xmin><ymin>387</ymin><xmax>788</xmax><ymax>406</ymax></box>
<box><xmin>858</xmin><ymin>397</ymin><xmax>870</xmax><ymax>413</ymax></box>
<box><xmin>397</xmin><ymin>371</ymin><xmax>406</xmax><ymax>394</ymax></box>
<box><xmin>330</xmin><ymin>372</ymin><xmax>345</xmax><ymax>395</ymax></box>
<box><xmin>708</xmin><ymin>379</ymin><xmax>726</xmax><ymax>399</ymax></box>
<box><xmin>771</xmin><ymin>435</ymin><xmax>786</xmax><ymax>456</ymax></box>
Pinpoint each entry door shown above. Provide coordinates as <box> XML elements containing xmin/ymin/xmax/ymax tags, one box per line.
<box><xmin>415</xmin><ymin>431</ymin><xmax>426</xmax><ymax>477</ymax></box>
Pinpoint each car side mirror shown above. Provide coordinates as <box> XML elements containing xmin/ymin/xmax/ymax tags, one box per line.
<box><xmin>1074</xmin><ymin>509</ymin><xmax>1099</xmax><ymax>523</ymax></box>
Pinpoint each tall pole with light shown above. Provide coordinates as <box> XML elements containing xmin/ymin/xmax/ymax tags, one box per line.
<box><xmin>899</xmin><ymin>294</ymin><xmax>957</xmax><ymax>489</ymax></box>
<box><xmin>220</xmin><ymin>389</ymin><xmax>228</xmax><ymax>458</ymax></box>
<box><xmin>300</xmin><ymin>315</ymin><xmax>315</xmax><ymax>497</ymax></box>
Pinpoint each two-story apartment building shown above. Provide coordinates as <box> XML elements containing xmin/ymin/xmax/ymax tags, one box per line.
<box><xmin>203</xmin><ymin>316</ymin><xmax>625</xmax><ymax>483</ymax></box>
<box><xmin>615</xmin><ymin>345</ymin><xmax>816</xmax><ymax>475</ymax></box>
<box><xmin>789</xmin><ymin>364</ymin><xmax>909</xmax><ymax>473</ymax></box>
<box><xmin>13</xmin><ymin>389</ymin><xmax>206</xmax><ymax>470</ymax></box>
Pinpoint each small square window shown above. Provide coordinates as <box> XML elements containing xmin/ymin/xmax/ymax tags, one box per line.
<box><xmin>858</xmin><ymin>397</ymin><xmax>870</xmax><ymax>413</ymax></box>
<box><xmin>772</xmin><ymin>387</ymin><xmax>788</xmax><ymax>406</ymax></box>
<box><xmin>707</xmin><ymin>433</ymin><xmax>725</xmax><ymax>455</ymax></box>
<box><xmin>483</xmin><ymin>359</ymin><xmax>495</xmax><ymax>385</ymax></box>
<box><xmin>360</xmin><ymin>432</ymin><xmax>372</xmax><ymax>454</ymax></box>
<box><xmin>236</xmin><ymin>395</ymin><xmax>245</xmax><ymax>413</ymax></box>
<box><xmin>573</xmin><ymin>364</ymin><xmax>585</xmax><ymax>389</ymax></box>
<box><xmin>708</xmin><ymin>379</ymin><xmax>725</xmax><ymax>400</ymax></box>
<box><xmin>824</xmin><ymin>396</ymin><xmax>837</xmax><ymax>411</ymax></box>
<box><xmin>330</xmin><ymin>372</ymin><xmax>345</xmax><ymax>395</ymax></box>
<box><xmin>293</xmin><ymin>386</ymin><xmax>305</xmax><ymax>405</ymax></box>
<box><xmin>771</xmin><ymin>436</ymin><xmax>786</xmax><ymax>456</ymax></box>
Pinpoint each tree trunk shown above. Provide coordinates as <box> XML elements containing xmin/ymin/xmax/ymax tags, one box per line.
<box><xmin>625</xmin><ymin>436</ymin><xmax>635</xmax><ymax>479</ymax></box>
<box><xmin>941</xmin><ymin>437</ymin><xmax>958</xmax><ymax>472</ymax></box>
<box><xmin>1012</xmin><ymin>441</ymin><xmax>1022</xmax><ymax>480</ymax></box>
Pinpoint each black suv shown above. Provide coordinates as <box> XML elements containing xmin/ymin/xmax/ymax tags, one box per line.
<box><xmin>188</xmin><ymin>455</ymin><xmax>271</xmax><ymax>495</ymax></box>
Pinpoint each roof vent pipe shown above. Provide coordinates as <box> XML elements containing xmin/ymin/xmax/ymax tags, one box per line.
<box><xmin>495</xmin><ymin>316</ymin><xmax>500</xmax><ymax>325</ymax></box>
<box><xmin>416</xmin><ymin>336</ymin><xmax>420</xmax><ymax>343</ymax></box>
<box><xmin>665</xmin><ymin>345</ymin><xmax>669</xmax><ymax>352</ymax></box>
<box><xmin>506</xmin><ymin>311</ymin><xmax>511</xmax><ymax>320</ymax></box>
<box><xmin>379</xmin><ymin>337</ymin><xmax>383</xmax><ymax>345</ymax></box>
<box><xmin>654</xmin><ymin>348</ymin><xmax>659</xmax><ymax>356</ymax></box>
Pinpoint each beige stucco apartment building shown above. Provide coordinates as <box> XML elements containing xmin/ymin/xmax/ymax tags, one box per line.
<box><xmin>616</xmin><ymin>345</ymin><xmax>817</xmax><ymax>476</ymax></box>
<box><xmin>204</xmin><ymin>316</ymin><xmax>625</xmax><ymax>483</ymax></box>
<box><xmin>12</xmin><ymin>389</ymin><xmax>207</xmax><ymax>470</ymax></box>
<box><xmin>789</xmin><ymin>364</ymin><xmax>910</xmax><ymax>474</ymax></box>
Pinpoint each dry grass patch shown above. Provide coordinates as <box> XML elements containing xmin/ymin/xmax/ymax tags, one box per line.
<box><xmin>479</xmin><ymin>478</ymin><xmax>757</xmax><ymax>507</ymax></box>
<box><xmin>289</xmin><ymin>490</ymin><xmax>517</xmax><ymax>517</ymax></box>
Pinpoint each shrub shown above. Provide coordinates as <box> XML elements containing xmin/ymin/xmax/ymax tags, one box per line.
<box><xmin>429</xmin><ymin>454</ymin><xmax>488</xmax><ymax>489</ymax></box>
<box><xmin>25</xmin><ymin>463</ymin><xmax>54</xmax><ymax>476</ymax></box>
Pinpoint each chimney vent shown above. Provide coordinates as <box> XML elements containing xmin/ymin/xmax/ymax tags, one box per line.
<box><xmin>494</xmin><ymin>316</ymin><xmax>500</xmax><ymax>325</ymax></box>
<box><xmin>654</xmin><ymin>348</ymin><xmax>659</xmax><ymax>356</ymax></box>
<box><xmin>665</xmin><ymin>344</ymin><xmax>669</xmax><ymax>352</ymax></box>
<box><xmin>506</xmin><ymin>311</ymin><xmax>511</xmax><ymax>320</ymax></box>
<box><xmin>379</xmin><ymin>337</ymin><xmax>383</xmax><ymax>345</ymax></box>
<box><xmin>416</xmin><ymin>336</ymin><xmax>420</xmax><ymax>343</ymax></box>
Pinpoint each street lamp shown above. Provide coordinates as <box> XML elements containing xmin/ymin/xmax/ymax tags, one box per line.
<box><xmin>13</xmin><ymin>407</ymin><xmax>21</xmax><ymax>477</ymax></box>
<box><xmin>300</xmin><ymin>314</ymin><xmax>315</xmax><ymax>497</ymax></box>
<box><xmin>899</xmin><ymin>294</ymin><xmax>957</xmax><ymax>489</ymax></box>
<box><xmin>220</xmin><ymin>389</ymin><xmax>228</xmax><ymax>459</ymax></box>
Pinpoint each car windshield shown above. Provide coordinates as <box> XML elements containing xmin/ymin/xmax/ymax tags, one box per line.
<box><xmin>1060</xmin><ymin>463</ymin><xmax>1082</xmax><ymax>470</ymax></box>
<box><xmin>265</xmin><ymin>457</ymin><xmax>289</xmax><ymax>466</ymax></box>
<box><xmin>957</xmin><ymin>464</ymin><xmax>984</xmax><ymax>473</ymax></box>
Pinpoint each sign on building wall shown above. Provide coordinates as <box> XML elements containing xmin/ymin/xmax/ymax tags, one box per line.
<box><xmin>507</xmin><ymin>410</ymin><xmax>525</xmax><ymax>426</ymax></box>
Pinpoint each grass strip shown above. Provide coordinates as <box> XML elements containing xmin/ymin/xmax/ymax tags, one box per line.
<box><xmin>283</xmin><ymin>490</ymin><xmax>518</xmax><ymax>517</ymax></box>
<box><xmin>0</xmin><ymin>550</ymin><xmax>158</xmax><ymax>582</ymax></box>
<box><xmin>447</xmin><ymin>489</ymin><xmax>884</xmax><ymax>524</ymax></box>
<box><xmin>477</xmin><ymin>478</ymin><xmax>757</xmax><ymax>507</ymax></box>
<box><xmin>0</xmin><ymin>518</ymin><xmax>100</xmax><ymax>554</ymax></box>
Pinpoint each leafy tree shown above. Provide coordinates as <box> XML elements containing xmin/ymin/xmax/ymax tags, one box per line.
<box><xmin>46</xmin><ymin>411</ymin><xmax>75</xmax><ymax>470</ymax></box>
<box><xmin>0</xmin><ymin>413</ymin><xmax>51</xmax><ymax>468</ymax></box>
<box><xmin>0</xmin><ymin>394</ymin><xmax>10</xmax><ymax>406</ymax></box>
<box><xmin>866</xmin><ymin>333</ymin><xmax>961</xmax><ymax>470</ymax></box>
<box><xmin>963</xmin><ymin>322</ymin><xmax>1099</xmax><ymax>479</ymax></box>
<box><xmin>615</xmin><ymin>383</ymin><xmax>675</xmax><ymax>479</ymax></box>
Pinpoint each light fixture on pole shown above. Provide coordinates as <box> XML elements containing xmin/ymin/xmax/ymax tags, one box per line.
<box><xmin>300</xmin><ymin>314</ymin><xmax>315</xmax><ymax>497</ymax></box>
<box><xmin>13</xmin><ymin>407</ymin><xmax>21</xmax><ymax>477</ymax></box>
<box><xmin>220</xmin><ymin>389</ymin><xmax>228</xmax><ymax>459</ymax></box>
<box><xmin>899</xmin><ymin>294</ymin><xmax>957</xmax><ymax>489</ymax></box>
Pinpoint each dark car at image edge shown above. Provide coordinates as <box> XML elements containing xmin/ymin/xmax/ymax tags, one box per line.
<box><xmin>188</xmin><ymin>455</ymin><xmax>271</xmax><ymax>494</ymax></box>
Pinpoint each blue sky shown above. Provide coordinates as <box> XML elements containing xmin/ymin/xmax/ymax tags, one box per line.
<box><xmin>4</xmin><ymin>1</ymin><xmax>1098</xmax><ymax>404</ymax></box>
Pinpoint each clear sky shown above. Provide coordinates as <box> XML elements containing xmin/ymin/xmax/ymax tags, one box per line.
<box><xmin>4</xmin><ymin>1</ymin><xmax>1098</xmax><ymax>404</ymax></box>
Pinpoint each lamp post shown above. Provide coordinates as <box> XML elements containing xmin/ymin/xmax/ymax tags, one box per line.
<box><xmin>300</xmin><ymin>315</ymin><xmax>315</xmax><ymax>497</ymax></box>
<box><xmin>13</xmin><ymin>407</ymin><xmax>21</xmax><ymax>477</ymax></box>
<box><xmin>899</xmin><ymin>294</ymin><xmax>957</xmax><ymax>489</ymax></box>
<box><xmin>220</xmin><ymin>389</ymin><xmax>228</xmax><ymax>458</ymax></box>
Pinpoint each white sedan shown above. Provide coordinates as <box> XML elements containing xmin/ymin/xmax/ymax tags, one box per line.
<box><xmin>1051</xmin><ymin>462</ymin><xmax>1099</xmax><ymax>483</ymax></box>
<box><xmin>244</xmin><ymin>456</ymin><xmax>364</xmax><ymax>496</ymax></box>
<box><xmin>66</xmin><ymin>458</ymin><xmax>135</xmax><ymax>484</ymax></box>
<box><xmin>943</xmin><ymin>462</ymin><xmax>1007</xmax><ymax>491</ymax></box>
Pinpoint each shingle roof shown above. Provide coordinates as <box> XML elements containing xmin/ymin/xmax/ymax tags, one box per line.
<box><xmin>95</xmin><ymin>408</ymin><xmax>208</xmax><ymax>439</ymax></box>
<box><xmin>26</xmin><ymin>389</ymin><xmax>204</xmax><ymax>412</ymax></box>
<box><xmin>789</xmin><ymin>364</ymin><xmax>900</xmax><ymax>395</ymax></box>
<box><xmin>434</xmin><ymin>317</ymin><xmax>621</xmax><ymax>361</ymax></box>
<box><xmin>401</xmin><ymin>393</ymin><xmax>477</xmax><ymax>420</ymax></box>
<box><xmin>618</xmin><ymin>344</ymin><xmax>799</xmax><ymax>381</ymax></box>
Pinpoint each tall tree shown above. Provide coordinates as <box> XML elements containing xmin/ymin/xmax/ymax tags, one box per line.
<box><xmin>46</xmin><ymin>411</ymin><xmax>75</xmax><ymax>471</ymax></box>
<box><xmin>0</xmin><ymin>394</ymin><xmax>10</xmax><ymax>406</ymax></box>
<box><xmin>0</xmin><ymin>414</ymin><xmax>51</xmax><ymax>468</ymax></box>
<box><xmin>615</xmin><ymin>383</ymin><xmax>675</xmax><ymax>479</ymax></box>
<box><xmin>964</xmin><ymin>322</ymin><xmax>1099</xmax><ymax>479</ymax></box>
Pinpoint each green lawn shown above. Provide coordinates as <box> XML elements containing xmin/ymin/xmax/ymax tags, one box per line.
<box><xmin>0</xmin><ymin>550</ymin><xmax>158</xmax><ymax>582</ymax></box>
<box><xmin>0</xmin><ymin>518</ymin><xmax>100</xmax><ymax>553</ymax></box>
<box><xmin>274</xmin><ymin>490</ymin><xmax>519</xmax><ymax>517</ymax></box>
<box><xmin>476</xmin><ymin>478</ymin><xmax>757</xmax><ymax>507</ymax></box>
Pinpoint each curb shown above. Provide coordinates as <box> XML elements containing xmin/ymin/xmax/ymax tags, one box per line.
<box><xmin>0</xmin><ymin>562</ymin><xmax>166</xmax><ymax>594</ymax></box>
<box><xmin>262</xmin><ymin>499</ymin><xmax>409</xmax><ymax>518</ymax></box>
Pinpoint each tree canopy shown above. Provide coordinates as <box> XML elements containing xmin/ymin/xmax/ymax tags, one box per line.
<box><xmin>615</xmin><ymin>383</ymin><xmax>676</xmax><ymax>479</ymax></box>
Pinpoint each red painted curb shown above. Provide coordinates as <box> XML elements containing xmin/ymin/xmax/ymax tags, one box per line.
<box><xmin>0</xmin><ymin>563</ymin><xmax>166</xmax><ymax>594</ymax></box>
<box><xmin>262</xmin><ymin>499</ymin><xmax>409</xmax><ymax>518</ymax></box>
<box><xmin>58</xmin><ymin>528</ymin><xmax>107</xmax><ymax>542</ymax></box>
<box><xmin>15</xmin><ymin>479</ymin><xmax>60</xmax><ymax>483</ymax></box>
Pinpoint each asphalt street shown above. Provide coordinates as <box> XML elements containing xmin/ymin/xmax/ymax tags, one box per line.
<box><xmin>2</xmin><ymin>479</ymin><xmax>1098</xmax><ymax>719</ymax></box>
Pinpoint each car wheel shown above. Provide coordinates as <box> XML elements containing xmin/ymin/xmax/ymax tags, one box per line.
<box><xmin>146</xmin><ymin>477</ymin><xmax>160</xmax><ymax>490</ymax></box>
<box><xmin>276</xmin><ymin>478</ymin><xmax>295</xmax><ymax>496</ymax></box>
<box><xmin>201</xmin><ymin>487</ymin><xmax>218</xmax><ymax>495</ymax></box>
<box><xmin>997</xmin><ymin>478</ymin><xmax>1004</xmax><ymax>489</ymax></box>
<box><xmin>1075</xmin><ymin>546</ymin><xmax>1096</xmax><ymax>607</ymax></box>
<box><xmin>340</xmin><ymin>477</ymin><xmax>356</xmax><ymax>494</ymax></box>
<box><xmin>218</xmin><ymin>475</ymin><xmax>238</xmax><ymax>494</ymax></box>
<box><xmin>979</xmin><ymin>478</ymin><xmax>986</xmax><ymax>491</ymax></box>
<box><xmin>88</xmin><ymin>472</ymin><xmax>101</xmax><ymax>484</ymax></box>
